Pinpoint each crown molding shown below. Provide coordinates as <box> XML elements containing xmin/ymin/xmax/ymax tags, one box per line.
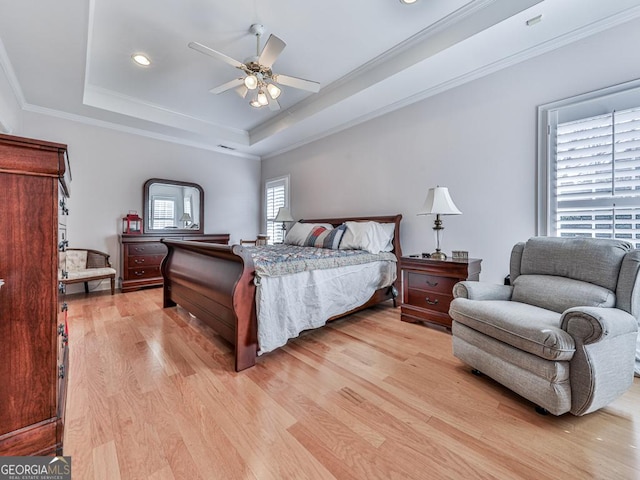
<box><xmin>0</xmin><ymin>35</ymin><xmax>26</xmax><ymax>108</ymax></box>
<box><xmin>21</xmin><ymin>102</ymin><xmax>261</xmax><ymax>161</ymax></box>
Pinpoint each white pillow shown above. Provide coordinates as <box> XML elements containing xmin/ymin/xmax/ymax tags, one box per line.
<box><xmin>339</xmin><ymin>221</ymin><xmax>395</xmax><ymax>254</ymax></box>
<box><xmin>284</xmin><ymin>222</ymin><xmax>334</xmax><ymax>246</ymax></box>
<box><xmin>380</xmin><ymin>222</ymin><xmax>396</xmax><ymax>252</ymax></box>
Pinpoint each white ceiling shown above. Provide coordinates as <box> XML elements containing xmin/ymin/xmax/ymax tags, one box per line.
<box><xmin>1</xmin><ymin>0</ymin><xmax>640</xmax><ymax>160</ymax></box>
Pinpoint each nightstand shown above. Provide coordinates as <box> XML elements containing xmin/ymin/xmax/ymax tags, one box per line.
<box><xmin>400</xmin><ymin>256</ymin><xmax>482</xmax><ymax>330</ymax></box>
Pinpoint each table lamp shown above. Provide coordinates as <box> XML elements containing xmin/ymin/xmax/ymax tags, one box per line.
<box><xmin>274</xmin><ymin>207</ymin><xmax>294</xmax><ymax>238</ymax></box>
<box><xmin>418</xmin><ymin>186</ymin><xmax>462</xmax><ymax>260</ymax></box>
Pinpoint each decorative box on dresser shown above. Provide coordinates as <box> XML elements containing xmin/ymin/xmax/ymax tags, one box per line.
<box><xmin>400</xmin><ymin>256</ymin><xmax>482</xmax><ymax>330</ymax></box>
<box><xmin>0</xmin><ymin>133</ymin><xmax>70</xmax><ymax>456</ymax></box>
<box><xmin>120</xmin><ymin>233</ymin><xmax>230</xmax><ymax>292</ymax></box>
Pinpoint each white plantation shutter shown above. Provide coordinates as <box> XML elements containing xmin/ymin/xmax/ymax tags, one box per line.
<box><xmin>265</xmin><ymin>176</ymin><xmax>289</xmax><ymax>244</ymax></box>
<box><xmin>554</xmin><ymin>107</ymin><xmax>640</xmax><ymax>247</ymax></box>
<box><xmin>152</xmin><ymin>197</ymin><xmax>175</xmax><ymax>228</ymax></box>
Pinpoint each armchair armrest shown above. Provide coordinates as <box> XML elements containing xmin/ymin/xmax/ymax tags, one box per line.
<box><xmin>453</xmin><ymin>281</ymin><xmax>513</xmax><ymax>301</ymax></box>
<box><xmin>560</xmin><ymin>306</ymin><xmax>638</xmax><ymax>345</ymax></box>
<box><xmin>560</xmin><ymin>306</ymin><xmax>638</xmax><ymax>415</ymax></box>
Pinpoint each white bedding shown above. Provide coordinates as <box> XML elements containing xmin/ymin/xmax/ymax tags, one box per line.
<box><xmin>255</xmin><ymin>260</ymin><xmax>396</xmax><ymax>354</ymax></box>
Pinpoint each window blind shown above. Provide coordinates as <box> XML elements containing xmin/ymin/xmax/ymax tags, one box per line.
<box><xmin>555</xmin><ymin>107</ymin><xmax>640</xmax><ymax>247</ymax></box>
<box><xmin>265</xmin><ymin>177</ymin><xmax>288</xmax><ymax>244</ymax></box>
<box><xmin>152</xmin><ymin>197</ymin><xmax>175</xmax><ymax>229</ymax></box>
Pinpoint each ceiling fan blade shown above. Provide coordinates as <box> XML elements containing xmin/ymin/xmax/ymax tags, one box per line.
<box><xmin>209</xmin><ymin>77</ymin><xmax>245</xmax><ymax>94</ymax></box>
<box><xmin>273</xmin><ymin>74</ymin><xmax>321</xmax><ymax>93</ymax></box>
<box><xmin>235</xmin><ymin>85</ymin><xmax>249</xmax><ymax>98</ymax></box>
<box><xmin>266</xmin><ymin>93</ymin><xmax>280</xmax><ymax>111</ymax></box>
<box><xmin>188</xmin><ymin>42</ymin><xmax>244</xmax><ymax>69</ymax></box>
<box><xmin>258</xmin><ymin>34</ymin><xmax>286</xmax><ymax>68</ymax></box>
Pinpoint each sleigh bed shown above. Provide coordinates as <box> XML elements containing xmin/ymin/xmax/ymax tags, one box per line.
<box><xmin>161</xmin><ymin>214</ymin><xmax>402</xmax><ymax>371</ymax></box>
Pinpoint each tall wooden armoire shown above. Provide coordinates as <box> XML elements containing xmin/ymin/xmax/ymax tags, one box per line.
<box><xmin>0</xmin><ymin>133</ymin><xmax>70</xmax><ymax>455</ymax></box>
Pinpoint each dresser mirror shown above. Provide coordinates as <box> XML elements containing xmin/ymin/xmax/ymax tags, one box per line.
<box><xmin>143</xmin><ymin>178</ymin><xmax>204</xmax><ymax>234</ymax></box>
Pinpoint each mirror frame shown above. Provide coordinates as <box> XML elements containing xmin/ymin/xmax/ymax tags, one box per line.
<box><xmin>143</xmin><ymin>178</ymin><xmax>204</xmax><ymax>235</ymax></box>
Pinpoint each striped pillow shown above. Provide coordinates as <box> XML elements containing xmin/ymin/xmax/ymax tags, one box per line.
<box><xmin>304</xmin><ymin>224</ymin><xmax>346</xmax><ymax>249</ymax></box>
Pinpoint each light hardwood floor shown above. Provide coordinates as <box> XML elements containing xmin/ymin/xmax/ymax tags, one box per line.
<box><xmin>64</xmin><ymin>289</ymin><xmax>640</xmax><ymax>480</ymax></box>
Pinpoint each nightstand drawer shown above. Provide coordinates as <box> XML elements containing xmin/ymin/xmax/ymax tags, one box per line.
<box><xmin>406</xmin><ymin>271</ymin><xmax>458</xmax><ymax>294</ymax></box>
<box><xmin>406</xmin><ymin>288</ymin><xmax>452</xmax><ymax>314</ymax></box>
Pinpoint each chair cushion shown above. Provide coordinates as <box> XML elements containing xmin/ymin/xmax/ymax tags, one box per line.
<box><xmin>62</xmin><ymin>267</ymin><xmax>116</xmax><ymax>281</ymax></box>
<box><xmin>520</xmin><ymin>237</ymin><xmax>631</xmax><ymax>291</ymax></box>
<box><xmin>512</xmin><ymin>275</ymin><xmax>616</xmax><ymax>313</ymax></box>
<box><xmin>449</xmin><ymin>298</ymin><xmax>575</xmax><ymax>361</ymax></box>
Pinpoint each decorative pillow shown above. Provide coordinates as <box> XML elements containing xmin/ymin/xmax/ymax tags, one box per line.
<box><xmin>284</xmin><ymin>222</ymin><xmax>334</xmax><ymax>246</ymax></box>
<box><xmin>303</xmin><ymin>224</ymin><xmax>347</xmax><ymax>249</ymax></box>
<box><xmin>339</xmin><ymin>221</ymin><xmax>395</xmax><ymax>254</ymax></box>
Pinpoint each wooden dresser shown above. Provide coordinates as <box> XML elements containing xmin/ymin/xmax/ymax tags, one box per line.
<box><xmin>400</xmin><ymin>256</ymin><xmax>482</xmax><ymax>330</ymax></box>
<box><xmin>0</xmin><ymin>133</ymin><xmax>70</xmax><ymax>455</ymax></box>
<box><xmin>120</xmin><ymin>233</ymin><xmax>230</xmax><ymax>292</ymax></box>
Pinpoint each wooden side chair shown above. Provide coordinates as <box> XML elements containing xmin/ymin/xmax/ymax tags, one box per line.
<box><xmin>59</xmin><ymin>248</ymin><xmax>116</xmax><ymax>294</ymax></box>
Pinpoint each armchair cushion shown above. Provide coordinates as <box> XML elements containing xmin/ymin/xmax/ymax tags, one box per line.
<box><xmin>519</xmin><ymin>237</ymin><xmax>630</xmax><ymax>291</ymax></box>
<box><xmin>450</xmin><ymin>298</ymin><xmax>575</xmax><ymax>361</ymax></box>
<box><xmin>512</xmin><ymin>275</ymin><xmax>616</xmax><ymax>314</ymax></box>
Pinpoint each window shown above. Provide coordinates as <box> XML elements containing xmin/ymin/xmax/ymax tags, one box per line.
<box><xmin>265</xmin><ymin>175</ymin><xmax>289</xmax><ymax>244</ymax></box>
<box><xmin>538</xmin><ymin>80</ymin><xmax>640</xmax><ymax>248</ymax></box>
<box><xmin>151</xmin><ymin>197</ymin><xmax>175</xmax><ymax>229</ymax></box>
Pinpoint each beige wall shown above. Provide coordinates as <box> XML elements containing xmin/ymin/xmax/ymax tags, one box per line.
<box><xmin>261</xmin><ymin>18</ymin><xmax>640</xmax><ymax>283</ymax></box>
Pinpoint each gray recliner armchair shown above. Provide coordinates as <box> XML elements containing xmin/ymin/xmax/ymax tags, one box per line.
<box><xmin>449</xmin><ymin>237</ymin><xmax>640</xmax><ymax>416</ymax></box>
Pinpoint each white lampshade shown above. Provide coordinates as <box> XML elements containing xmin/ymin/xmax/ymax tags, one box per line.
<box><xmin>244</xmin><ymin>74</ymin><xmax>258</xmax><ymax>90</ymax></box>
<box><xmin>179</xmin><ymin>213</ymin><xmax>192</xmax><ymax>222</ymax></box>
<box><xmin>274</xmin><ymin>207</ymin><xmax>294</xmax><ymax>222</ymax></box>
<box><xmin>266</xmin><ymin>83</ymin><xmax>281</xmax><ymax>99</ymax></box>
<box><xmin>418</xmin><ymin>186</ymin><xmax>462</xmax><ymax>216</ymax></box>
<box><xmin>257</xmin><ymin>90</ymin><xmax>269</xmax><ymax>106</ymax></box>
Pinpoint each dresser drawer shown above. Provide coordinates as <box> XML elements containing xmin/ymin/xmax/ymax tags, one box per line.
<box><xmin>406</xmin><ymin>271</ymin><xmax>458</xmax><ymax>294</ymax></box>
<box><xmin>406</xmin><ymin>288</ymin><xmax>453</xmax><ymax>314</ymax></box>
<box><xmin>126</xmin><ymin>266</ymin><xmax>161</xmax><ymax>280</ymax></box>
<box><xmin>125</xmin><ymin>243</ymin><xmax>167</xmax><ymax>256</ymax></box>
<box><xmin>126</xmin><ymin>254</ymin><xmax>165</xmax><ymax>268</ymax></box>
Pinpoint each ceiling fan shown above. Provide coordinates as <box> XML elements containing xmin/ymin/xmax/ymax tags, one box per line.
<box><xmin>189</xmin><ymin>24</ymin><xmax>321</xmax><ymax>111</ymax></box>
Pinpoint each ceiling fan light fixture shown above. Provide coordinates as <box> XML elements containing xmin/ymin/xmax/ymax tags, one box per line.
<box><xmin>257</xmin><ymin>90</ymin><xmax>269</xmax><ymax>106</ymax></box>
<box><xmin>400</xmin><ymin>0</ymin><xmax>418</xmax><ymax>4</ymax></box>
<box><xmin>131</xmin><ymin>53</ymin><xmax>151</xmax><ymax>66</ymax></box>
<box><xmin>266</xmin><ymin>83</ymin><xmax>281</xmax><ymax>99</ymax></box>
<box><xmin>244</xmin><ymin>74</ymin><xmax>258</xmax><ymax>90</ymax></box>
<box><xmin>249</xmin><ymin>99</ymin><xmax>262</xmax><ymax>108</ymax></box>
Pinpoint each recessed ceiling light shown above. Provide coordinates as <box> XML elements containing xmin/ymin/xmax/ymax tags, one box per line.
<box><xmin>526</xmin><ymin>14</ymin><xmax>543</xmax><ymax>27</ymax></box>
<box><xmin>131</xmin><ymin>53</ymin><xmax>151</xmax><ymax>66</ymax></box>
<box><xmin>400</xmin><ymin>0</ymin><xmax>418</xmax><ymax>4</ymax></box>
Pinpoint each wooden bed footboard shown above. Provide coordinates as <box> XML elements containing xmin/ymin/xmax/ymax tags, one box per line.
<box><xmin>161</xmin><ymin>214</ymin><xmax>402</xmax><ymax>372</ymax></box>
<box><xmin>161</xmin><ymin>240</ymin><xmax>258</xmax><ymax>371</ymax></box>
